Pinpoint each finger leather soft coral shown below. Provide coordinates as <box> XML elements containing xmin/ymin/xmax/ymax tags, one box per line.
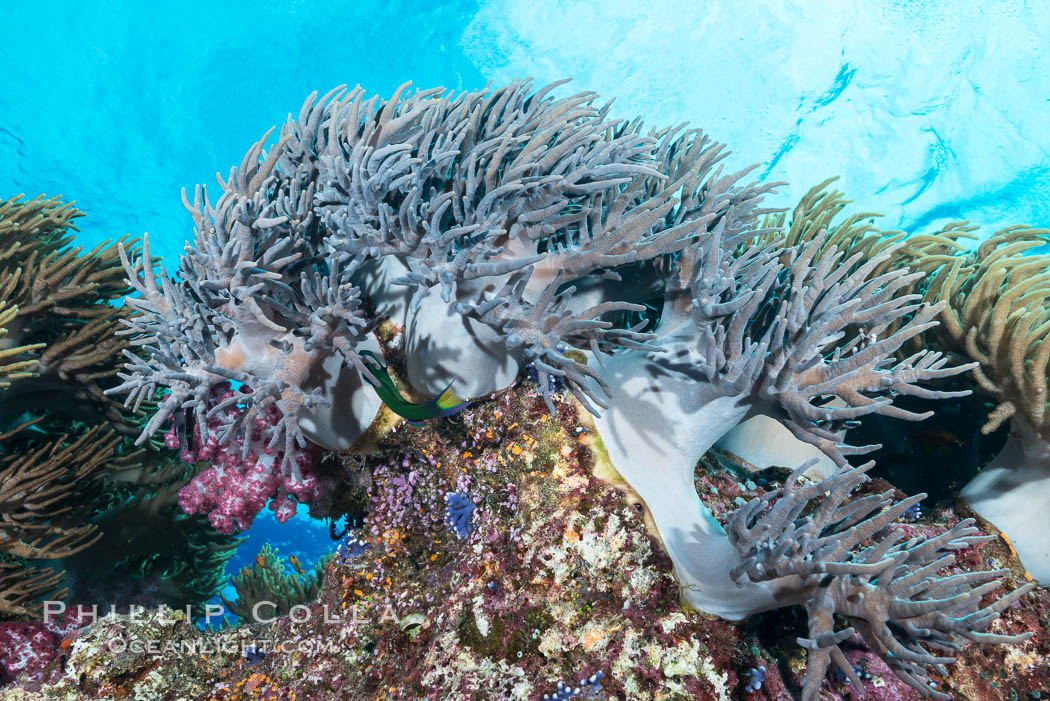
<box><xmin>104</xmin><ymin>101</ymin><xmax>389</xmax><ymax>475</ymax></box>
<box><xmin>107</xmin><ymin>79</ymin><xmax>761</xmax><ymax>515</ymax></box>
<box><xmin>315</xmin><ymin>81</ymin><xmax>750</xmax><ymax>409</ymax></box>
<box><xmin>588</xmin><ymin>208</ymin><xmax>977</xmax><ymax>617</ymax></box>
<box><xmin>726</xmin><ymin>461</ymin><xmax>1032</xmax><ymax>701</ymax></box>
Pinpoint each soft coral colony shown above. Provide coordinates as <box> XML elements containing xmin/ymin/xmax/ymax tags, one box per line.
<box><xmin>105</xmin><ymin>80</ymin><xmax>1036</xmax><ymax>699</ymax></box>
<box><xmin>0</xmin><ymin>195</ymin><xmax>248</xmax><ymax>686</ymax></box>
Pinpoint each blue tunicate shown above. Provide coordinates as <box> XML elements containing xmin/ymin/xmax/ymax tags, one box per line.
<box><xmin>744</xmin><ymin>666</ymin><xmax>766</xmax><ymax>692</ymax></box>
<box><xmin>526</xmin><ymin>361</ymin><xmax>568</xmax><ymax>395</ymax></box>
<box><xmin>544</xmin><ymin>671</ymin><xmax>604</xmax><ymax>700</ymax></box>
<box><xmin>243</xmin><ymin>645</ymin><xmax>265</xmax><ymax>665</ymax></box>
<box><xmin>834</xmin><ymin>664</ymin><xmax>872</xmax><ymax>684</ymax></box>
<box><xmin>336</xmin><ymin>531</ymin><xmax>370</xmax><ymax>563</ymax></box>
<box><xmin>444</xmin><ymin>491</ymin><xmax>475</xmax><ymax>539</ymax></box>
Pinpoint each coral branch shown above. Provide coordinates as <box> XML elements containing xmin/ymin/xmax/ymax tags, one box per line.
<box><xmin>884</xmin><ymin>223</ymin><xmax>1050</xmax><ymax>582</ymax></box>
<box><xmin>0</xmin><ymin>195</ymin><xmax>141</xmax><ymax>435</ymax></box>
<box><xmin>0</xmin><ymin>425</ymin><xmax>116</xmax><ymax>617</ymax></box>
<box><xmin>726</xmin><ymin>461</ymin><xmax>1032</xmax><ymax>700</ymax></box>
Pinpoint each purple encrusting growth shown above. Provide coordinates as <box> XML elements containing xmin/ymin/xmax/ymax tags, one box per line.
<box><xmin>366</xmin><ymin>456</ymin><xmax>445</xmax><ymax>537</ymax></box>
<box><xmin>444</xmin><ymin>491</ymin><xmax>476</xmax><ymax>540</ymax></box>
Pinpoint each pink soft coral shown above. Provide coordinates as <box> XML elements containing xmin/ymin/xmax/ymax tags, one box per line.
<box><xmin>0</xmin><ymin>609</ymin><xmax>86</xmax><ymax>689</ymax></box>
<box><xmin>165</xmin><ymin>383</ymin><xmax>323</xmax><ymax>534</ymax></box>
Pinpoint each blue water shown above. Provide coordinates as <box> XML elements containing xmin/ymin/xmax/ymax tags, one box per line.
<box><xmin>204</xmin><ymin>504</ymin><xmax>340</xmax><ymax>627</ymax></box>
<box><xmin>1</xmin><ymin>0</ymin><xmax>487</xmax><ymax>265</ymax></box>
<box><xmin>4</xmin><ymin>0</ymin><xmax>1048</xmax><ymax>268</ymax></box>
<box><xmin>3</xmin><ymin>0</ymin><xmax>1048</xmax><ymax>613</ymax></box>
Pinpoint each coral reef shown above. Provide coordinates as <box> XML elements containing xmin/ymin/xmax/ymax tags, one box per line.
<box><xmin>2</xmin><ymin>371</ymin><xmax>1045</xmax><ymax>700</ymax></box>
<box><xmin>19</xmin><ymin>81</ymin><xmax>1043</xmax><ymax>699</ymax></box>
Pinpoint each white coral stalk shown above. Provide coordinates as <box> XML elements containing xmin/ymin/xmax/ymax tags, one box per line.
<box><xmin>961</xmin><ymin>414</ymin><xmax>1050</xmax><ymax>582</ymax></box>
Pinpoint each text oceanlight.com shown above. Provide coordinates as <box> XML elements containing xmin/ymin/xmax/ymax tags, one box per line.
<box><xmin>105</xmin><ymin>639</ymin><xmax>345</xmax><ymax>655</ymax></box>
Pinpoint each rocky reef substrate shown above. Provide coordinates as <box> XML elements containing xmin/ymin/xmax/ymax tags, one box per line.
<box><xmin>2</xmin><ymin>355</ymin><xmax>1047</xmax><ymax>701</ymax></box>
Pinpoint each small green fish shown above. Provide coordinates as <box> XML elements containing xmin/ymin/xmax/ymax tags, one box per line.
<box><xmin>359</xmin><ymin>351</ymin><xmax>470</xmax><ymax>425</ymax></box>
